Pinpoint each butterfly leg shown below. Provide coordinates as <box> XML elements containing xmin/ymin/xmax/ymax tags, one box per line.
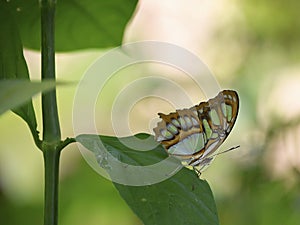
<box><xmin>193</xmin><ymin>166</ymin><xmax>202</xmax><ymax>178</ymax></box>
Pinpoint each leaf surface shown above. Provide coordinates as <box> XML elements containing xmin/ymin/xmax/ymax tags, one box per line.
<box><xmin>0</xmin><ymin>3</ymin><xmax>39</xmax><ymax>147</ymax></box>
<box><xmin>77</xmin><ymin>133</ymin><xmax>219</xmax><ymax>225</ymax></box>
<box><xmin>9</xmin><ymin>0</ymin><xmax>138</xmax><ymax>51</ymax></box>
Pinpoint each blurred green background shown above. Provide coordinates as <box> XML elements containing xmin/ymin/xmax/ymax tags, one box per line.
<box><xmin>1</xmin><ymin>0</ymin><xmax>300</xmax><ymax>224</ymax></box>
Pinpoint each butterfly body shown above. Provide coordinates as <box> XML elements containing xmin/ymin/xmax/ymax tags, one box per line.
<box><xmin>153</xmin><ymin>90</ymin><xmax>239</xmax><ymax>173</ymax></box>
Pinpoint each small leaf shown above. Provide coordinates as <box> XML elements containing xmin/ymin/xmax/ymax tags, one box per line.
<box><xmin>0</xmin><ymin>80</ymin><xmax>56</xmax><ymax>115</ymax></box>
<box><xmin>0</xmin><ymin>2</ymin><xmax>40</xmax><ymax>147</ymax></box>
<box><xmin>9</xmin><ymin>0</ymin><xmax>138</xmax><ymax>51</ymax></box>
<box><xmin>76</xmin><ymin>133</ymin><xmax>219</xmax><ymax>225</ymax></box>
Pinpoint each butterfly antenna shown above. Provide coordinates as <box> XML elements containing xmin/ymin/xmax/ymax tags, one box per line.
<box><xmin>210</xmin><ymin>145</ymin><xmax>240</xmax><ymax>158</ymax></box>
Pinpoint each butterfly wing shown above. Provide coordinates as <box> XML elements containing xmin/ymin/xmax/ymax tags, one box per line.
<box><xmin>189</xmin><ymin>90</ymin><xmax>239</xmax><ymax>167</ymax></box>
<box><xmin>153</xmin><ymin>90</ymin><xmax>239</xmax><ymax>169</ymax></box>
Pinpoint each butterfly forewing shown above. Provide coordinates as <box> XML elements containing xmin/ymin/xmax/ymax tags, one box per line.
<box><xmin>153</xmin><ymin>90</ymin><xmax>239</xmax><ymax>171</ymax></box>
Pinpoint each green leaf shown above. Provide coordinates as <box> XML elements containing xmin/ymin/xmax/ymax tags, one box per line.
<box><xmin>0</xmin><ymin>2</ymin><xmax>40</xmax><ymax>147</ymax></box>
<box><xmin>76</xmin><ymin>133</ymin><xmax>219</xmax><ymax>225</ymax></box>
<box><xmin>9</xmin><ymin>0</ymin><xmax>138</xmax><ymax>51</ymax></box>
<box><xmin>0</xmin><ymin>80</ymin><xmax>56</xmax><ymax>115</ymax></box>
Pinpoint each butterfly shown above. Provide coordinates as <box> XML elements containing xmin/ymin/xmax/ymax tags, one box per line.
<box><xmin>153</xmin><ymin>90</ymin><xmax>239</xmax><ymax>175</ymax></box>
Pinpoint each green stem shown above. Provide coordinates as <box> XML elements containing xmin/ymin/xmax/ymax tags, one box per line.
<box><xmin>41</xmin><ymin>0</ymin><xmax>60</xmax><ymax>143</ymax></box>
<box><xmin>40</xmin><ymin>1</ymin><xmax>61</xmax><ymax>225</ymax></box>
<box><xmin>43</xmin><ymin>147</ymin><xmax>61</xmax><ymax>225</ymax></box>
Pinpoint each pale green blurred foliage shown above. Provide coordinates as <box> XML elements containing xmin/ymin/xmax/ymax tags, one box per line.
<box><xmin>1</xmin><ymin>0</ymin><xmax>300</xmax><ymax>224</ymax></box>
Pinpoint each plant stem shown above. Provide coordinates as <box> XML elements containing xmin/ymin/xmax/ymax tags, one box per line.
<box><xmin>43</xmin><ymin>146</ymin><xmax>61</xmax><ymax>225</ymax></box>
<box><xmin>41</xmin><ymin>0</ymin><xmax>60</xmax><ymax>142</ymax></box>
<box><xmin>40</xmin><ymin>0</ymin><xmax>61</xmax><ymax>225</ymax></box>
